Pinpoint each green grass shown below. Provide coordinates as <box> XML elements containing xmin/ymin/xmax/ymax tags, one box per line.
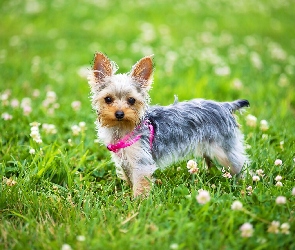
<box><xmin>1</xmin><ymin>0</ymin><xmax>295</xmax><ymax>249</ymax></box>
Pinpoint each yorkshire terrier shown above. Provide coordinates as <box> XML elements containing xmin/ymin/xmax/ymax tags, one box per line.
<box><xmin>88</xmin><ymin>52</ymin><xmax>250</xmax><ymax>197</ymax></box>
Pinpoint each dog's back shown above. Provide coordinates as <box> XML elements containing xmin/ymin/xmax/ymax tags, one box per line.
<box><xmin>146</xmin><ymin>99</ymin><xmax>249</xmax><ymax>173</ymax></box>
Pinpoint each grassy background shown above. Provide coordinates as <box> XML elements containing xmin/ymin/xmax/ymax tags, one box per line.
<box><xmin>1</xmin><ymin>0</ymin><xmax>295</xmax><ymax>249</ymax></box>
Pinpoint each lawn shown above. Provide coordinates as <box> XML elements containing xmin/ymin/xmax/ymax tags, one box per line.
<box><xmin>0</xmin><ymin>0</ymin><xmax>295</xmax><ymax>249</ymax></box>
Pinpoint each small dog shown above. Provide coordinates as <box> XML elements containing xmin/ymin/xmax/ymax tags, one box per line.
<box><xmin>88</xmin><ymin>52</ymin><xmax>249</xmax><ymax>197</ymax></box>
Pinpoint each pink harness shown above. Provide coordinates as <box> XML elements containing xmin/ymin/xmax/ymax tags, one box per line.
<box><xmin>107</xmin><ymin>121</ymin><xmax>154</xmax><ymax>153</ymax></box>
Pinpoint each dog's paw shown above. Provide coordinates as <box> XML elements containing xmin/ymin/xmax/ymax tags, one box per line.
<box><xmin>133</xmin><ymin>177</ymin><xmax>151</xmax><ymax>198</ymax></box>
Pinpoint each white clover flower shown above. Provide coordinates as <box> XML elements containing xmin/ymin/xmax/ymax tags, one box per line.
<box><xmin>214</xmin><ymin>65</ymin><xmax>231</xmax><ymax>76</ymax></box>
<box><xmin>275</xmin><ymin>175</ymin><xmax>282</xmax><ymax>182</ymax></box>
<box><xmin>0</xmin><ymin>91</ymin><xmax>10</xmax><ymax>98</ymax></box>
<box><xmin>0</xmin><ymin>92</ymin><xmax>9</xmax><ymax>102</ymax></box>
<box><xmin>246</xmin><ymin>114</ymin><xmax>257</xmax><ymax>127</ymax></box>
<box><xmin>267</xmin><ymin>221</ymin><xmax>280</xmax><ymax>234</ymax></box>
<box><xmin>76</xmin><ymin>235</ymin><xmax>86</xmax><ymax>242</ymax></box>
<box><xmin>23</xmin><ymin>105</ymin><xmax>32</xmax><ymax>116</ymax></box>
<box><xmin>269</xmin><ymin>43</ymin><xmax>287</xmax><ymax>61</ymax></box>
<box><xmin>170</xmin><ymin>243</ymin><xmax>179</xmax><ymax>250</ymax></box>
<box><xmin>275</xmin><ymin>196</ymin><xmax>286</xmax><ymax>205</ymax></box>
<box><xmin>30</xmin><ymin>122</ymin><xmax>42</xmax><ymax>143</ymax></box>
<box><xmin>29</xmin><ymin>148</ymin><xmax>36</xmax><ymax>155</ymax></box>
<box><xmin>252</xmin><ymin>176</ymin><xmax>260</xmax><ymax>182</ymax></box>
<box><xmin>46</xmin><ymin>91</ymin><xmax>57</xmax><ymax>103</ymax></box>
<box><xmin>30</xmin><ymin>129</ymin><xmax>39</xmax><ymax>137</ymax></box>
<box><xmin>246</xmin><ymin>186</ymin><xmax>253</xmax><ymax>195</ymax></box>
<box><xmin>280</xmin><ymin>223</ymin><xmax>290</xmax><ymax>235</ymax></box>
<box><xmin>188</xmin><ymin>167</ymin><xmax>199</xmax><ymax>174</ymax></box>
<box><xmin>187</xmin><ymin>160</ymin><xmax>197</xmax><ymax>169</ymax></box>
<box><xmin>260</xmin><ymin>120</ymin><xmax>269</xmax><ymax>131</ymax></box>
<box><xmin>42</xmin><ymin>123</ymin><xmax>57</xmax><ymax>134</ymax></box>
<box><xmin>30</xmin><ymin>128</ymin><xmax>38</xmax><ymax>135</ymax></box>
<box><xmin>71</xmin><ymin>125</ymin><xmax>81</xmax><ymax>136</ymax></box>
<box><xmin>221</xmin><ymin>166</ymin><xmax>231</xmax><ymax>173</ymax></box>
<box><xmin>1</xmin><ymin>113</ymin><xmax>13</xmax><ymax>120</ymax></box>
<box><xmin>36</xmin><ymin>138</ymin><xmax>42</xmax><ymax>144</ymax></box>
<box><xmin>42</xmin><ymin>91</ymin><xmax>59</xmax><ymax>114</ymax></box>
<box><xmin>61</xmin><ymin>244</ymin><xmax>72</xmax><ymax>250</ymax></box>
<box><xmin>231</xmin><ymin>200</ymin><xmax>243</xmax><ymax>211</ymax></box>
<box><xmin>71</xmin><ymin>101</ymin><xmax>81</xmax><ymax>111</ymax></box>
<box><xmin>291</xmin><ymin>187</ymin><xmax>295</xmax><ymax>196</ymax></box>
<box><xmin>21</xmin><ymin>97</ymin><xmax>31</xmax><ymax>106</ymax></box>
<box><xmin>275</xmin><ymin>182</ymin><xmax>283</xmax><ymax>187</ymax></box>
<box><xmin>42</xmin><ymin>123</ymin><xmax>49</xmax><ymax>130</ymax></box>
<box><xmin>222</xmin><ymin>172</ymin><xmax>232</xmax><ymax>179</ymax></box>
<box><xmin>240</xmin><ymin>222</ymin><xmax>254</xmax><ymax>238</ymax></box>
<box><xmin>30</xmin><ymin>125</ymin><xmax>39</xmax><ymax>132</ymax></box>
<box><xmin>256</xmin><ymin>169</ymin><xmax>264</xmax><ymax>177</ymax></box>
<box><xmin>196</xmin><ymin>190</ymin><xmax>210</xmax><ymax>205</ymax></box>
<box><xmin>10</xmin><ymin>98</ymin><xmax>19</xmax><ymax>108</ymax></box>
<box><xmin>30</xmin><ymin>122</ymin><xmax>41</xmax><ymax>127</ymax></box>
<box><xmin>187</xmin><ymin>160</ymin><xmax>199</xmax><ymax>174</ymax></box>
<box><xmin>274</xmin><ymin>159</ymin><xmax>282</xmax><ymax>166</ymax></box>
<box><xmin>79</xmin><ymin>121</ymin><xmax>87</xmax><ymax>131</ymax></box>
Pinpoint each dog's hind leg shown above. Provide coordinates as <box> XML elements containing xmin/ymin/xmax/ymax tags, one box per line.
<box><xmin>225</xmin><ymin>133</ymin><xmax>249</xmax><ymax>175</ymax></box>
<box><xmin>209</xmin><ymin>143</ymin><xmax>242</xmax><ymax>175</ymax></box>
<box><xmin>203</xmin><ymin>154</ymin><xmax>214</xmax><ymax>169</ymax></box>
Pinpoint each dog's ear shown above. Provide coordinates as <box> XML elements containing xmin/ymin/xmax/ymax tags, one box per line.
<box><xmin>130</xmin><ymin>55</ymin><xmax>154</xmax><ymax>88</ymax></box>
<box><xmin>93</xmin><ymin>52</ymin><xmax>113</xmax><ymax>82</ymax></box>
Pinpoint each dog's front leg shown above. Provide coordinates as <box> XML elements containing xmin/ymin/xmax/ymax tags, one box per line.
<box><xmin>132</xmin><ymin>165</ymin><xmax>156</xmax><ymax>198</ymax></box>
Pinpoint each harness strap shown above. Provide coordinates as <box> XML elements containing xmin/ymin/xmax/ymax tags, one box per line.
<box><xmin>107</xmin><ymin>120</ymin><xmax>154</xmax><ymax>153</ymax></box>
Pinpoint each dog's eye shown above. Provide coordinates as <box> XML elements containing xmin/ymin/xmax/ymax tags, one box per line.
<box><xmin>127</xmin><ymin>97</ymin><xmax>136</xmax><ymax>105</ymax></box>
<box><xmin>104</xmin><ymin>96</ymin><xmax>113</xmax><ymax>104</ymax></box>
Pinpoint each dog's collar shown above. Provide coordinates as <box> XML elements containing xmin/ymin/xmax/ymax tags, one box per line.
<box><xmin>107</xmin><ymin>120</ymin><xmax>154</xmax><ymax>153</ymax></box>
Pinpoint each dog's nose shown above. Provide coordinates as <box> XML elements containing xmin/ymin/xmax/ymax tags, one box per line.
<box><xmin>115</xmin><ymin>110</ymin><xmax>124</xmax><ymax>120</ymax></box>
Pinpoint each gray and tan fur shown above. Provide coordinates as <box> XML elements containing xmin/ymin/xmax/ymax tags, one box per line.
<box><xmin>88</xmin><ymin>52</ymin><xmax>250</xmax><ymax>197</ymax></box>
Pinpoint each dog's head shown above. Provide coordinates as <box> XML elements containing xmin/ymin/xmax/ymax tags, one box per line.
<box><xmin>88</xmin><ymin>53</ymin><xmax>154</xmax><ymax>130</ymax></box>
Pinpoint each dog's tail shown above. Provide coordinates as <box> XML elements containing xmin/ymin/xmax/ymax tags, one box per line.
<box><xmin>224</xmin><ymin>99</ymin><xmax>250</xmax><ymax>113</ymax></box>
